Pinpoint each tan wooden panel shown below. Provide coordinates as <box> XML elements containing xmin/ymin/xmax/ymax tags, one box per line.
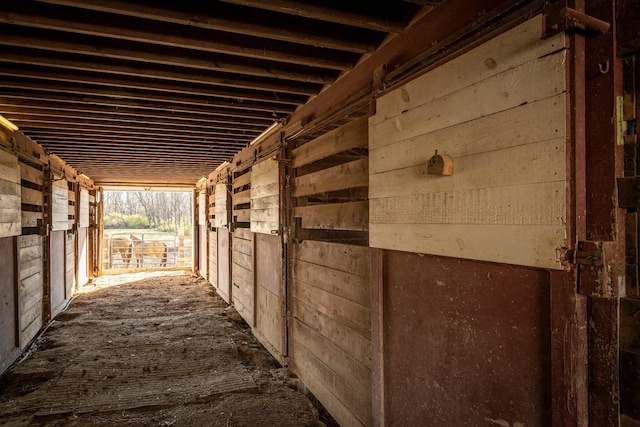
<box><xmin>19</xmin><ymin>257</ymin><xmax>42</xmax><ymax>280</ymax></box>
<box><xmin>292</xmin><ymin>259</ymin><xmax>370</xmax><ymax>306</ymax></box>
<box><xmin>21</xmin><ymin>187</ymin><xmax>43</xmax><ymax>207</ymax></box>
<box><xmin>232</xmin><ymin>170</ymin><xmax>251</xmax><ymax>190</ymax></box>
<box><xmin>292</xmin><ymin>337</ymin><xmax>369</xmax><ymax>427</ymax></box>
<box><xmin>292</xmin><ymin>277</ymin><xmax>370</xmax><ymax>340</ymax></box>
<box><xmin>370</xmin><ymin>94</ymin><xmax>566</xmax><ymax>175</ymax></box>
<box><xmin>294</xmin><ymin>240</ymin><xmax>370</xmax><ymax>277</ymax></box>
<box><xmin>293</xmin><ymin>298</ymin><xmax>371</xmax><ymax>367</ymax></box>
<box><xmin>371</xmin><ymin>15</ymin><xmax>565</xmax><ymax>125</ymax></box>
<box><xmin>293</xmin><ymin>158</ymin><xmax>368</xmax><ymax>197</ymax></box>
<box><xmin>370</xmin><ymin>51</ymin><xmax>566</xmax><ymax>150</ymax></box>
<box><xmin>217</xmin><ymin>228</ymin><xmax>231</xmax><ymax>303</ymax></box>
<box><xmin>234</xmin><ymin>208</ymin><xmax>251</xmax><ymax>223</ymax></box>
<box><xmin>79</xmin><ymin>188</ymin><xmax>89</xmax><ymax>228</ymax></box>
<box><xmin>0</xmin><ymin>150</ymin><xmax>21</xmax><ymax>238</ymax></box>
<box><xmin>250</xmin><ymin>156</ymin><xmax>278</xmax><ymax>191</ymax></box>
<box><xmin>294</xmin><ymin>201</ymin><xmax>368</xmax><ymax>231</ymax></box>
<box><xmin>20</xmin><ymin>315</ymin><xmax>42</xmax><ymax>350</ymax></box>
<box><xmin>250</xmin><ymin>156</ymin><xmax>279</xmax><ymax>235</ymax></box>
<box><xmin>214</xmin><ymin>183</ymin><xmax>228</xmax><ymax>228</ymax></box>
<box><xmin>255</xmin><ymin>285</ymin><xmax>283</xmax><ymax>360</ymax></box>
<box><xmin>208</xmin><ymin>229</ymin><xmax>217</xmax><ymax>288</ymax></box>
<box><xmin>21</xmin><ymin>211</ymin><xmax>40</xmax><ymax>228</ymax></box>
<box><xmin>198</xmin><ymin>191</ymin><xmax>206</xmax><ymax>226</ymax></box>
<box><xmin>51</xmin><ymin>177</ymin><xmax>69</xmax><ymax>231</ymax></box>
<box><xmin>233</xmin><ymin>189</ymin><xmax>251</xmax><ymax>206</ymax></box>
<box><xmin>20</xmin><ymin>163</ymin><xmax>43</xmax><ymax>185</ymax></box>
<box><xmin>371</xmin><ymin>223</ymin><xmax>565</xmax><ymax>269</ymax></box>
<box><xmin>292</xmin><ymin>117</ymin><xmax>368</xmax><ymax>168</ymax></box>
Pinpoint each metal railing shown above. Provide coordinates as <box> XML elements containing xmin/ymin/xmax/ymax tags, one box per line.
<box><xmin>108</xmin><ymin>232</ymin><xmax>178</xmax><ymax>269</ymax></box>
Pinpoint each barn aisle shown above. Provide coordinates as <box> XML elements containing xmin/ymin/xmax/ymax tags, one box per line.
<box><xmin>0</xmin><ymin>272</ymin><xmax>325</xmax><ymax>427</ymax></box>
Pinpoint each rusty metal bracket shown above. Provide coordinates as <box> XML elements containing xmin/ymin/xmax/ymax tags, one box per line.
<box><xmin>544</xmin><ymin>2</ymin><xmax>610</xmax><ymax>38</ymax></box>
<box><xmin>576</xmin><ymin>241</ymin><xmax>603</xmax><ymax>266</ymax></box>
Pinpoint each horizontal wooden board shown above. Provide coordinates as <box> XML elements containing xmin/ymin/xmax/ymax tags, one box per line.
<box><xmin>292</xmin><ymin>337</ymin><xmax>370</xmax><ymax>427</ymax></box>
<box><xmin>370</xmin><ymin>223</ymin><xmax>565</xmax><ymax>269</ymax></box>
<box><xmin>52</xmin><ymin>177</ymin><xmax>69</xmax><ymax>231</ymax></box>
<box><xmin>20</xmin><ymin>162</ymin><xmax>43</xmax><ymax>185</ymax></box>
<box><xmin>255</xmin><ymin>233</ymin><xmax>281</xmax><ymax>296</ymax></box>
<box><xmin>21</xmin><ymin>315</ymin><xmax>42</xmax><ymax>349</ymax></box>
<box><xmin>233</xmin><ymin>189</ymin><xmax>251</xmax><ymax>206</ymax></box>
<box><xmin>293</xmin><ymin>259</ymin><xmax>370</xmax><ymax>306</ymax></box>
<box><xmin>233</xmin><ymin>226</ymin><xmax>253</xmax><ymax>241</ymax></box>
<box><xmin>294</xmin><ymin>240</ymin><xmax>370</xmax><ymax>277</ymax></box>
<box><xmin>294</xmin><ymin>201</ymin><xmax>368</xmax><ymax>231</ymax></box>
<box><xmin>293</xmin><ymin>298</ymin><xmax>371</xmax><ymax>367</ymax></box>
<box><xmin>232</xmin><ymin>170</ymin><xmax>251</xmax><ymax>190</ymax></box>
<box><xmin>371</xmin><ymin>181</ymin><xmax>566</xmax><ymax>226</ymax></box>
<box><xmin>293</xmin><ymin>158</ymin><xmax>369</xmax><ymax>197</ymax></box>
<box><xmin>21</xmin><ymin>211</ymin><xmax>41</xmax><ymax>228</ymax></box>
<box><xmin>292</xmin><ymin>117</ymin><xmax>368</xmax><ymax>169</ymax></box>
<box><xmin>372</xmin><ymin>15</ymin><xmax>565</xmax><ymax>124</ymax></box>
<box><xmin>255</xmin><ymin>285</ymin><xmax>283</xmax><ymax>361</ymax></box>
<box><xmin>370</xmin><ymin>94</ymin><xmax>566</xmax><ymax>174</ymax></box>
<box><xmin>0</xmin><ymin>150</ymin><xmax>21</xmax><ymax>238</ymax></box>
<box><xmin>371</xmin><ymin>51</ymin><xmax>566</xmax><ymax>150</ymax></box>
<box><xmin>19</xmin><ymin>257</ymin><xmax>42</xmax><ymax>280</ymax></box>
<box><xmin>232</xmin><ymin>251</ymin><xmax>253</xmax><ymax>272</ymax></box>
<box><xmin>234</xmin><ymin>208</ymin><xmax>251</xmax><ymax>223</ymax></box>
<box><xmin>21</xmin><ymin>187</ymin><xmax>43</xmax><ymax>207</ymax></box>
<box><xmin>292</xmin><ymin>278</ymin><xmax>371</xmax><ymax>340</ymax></box>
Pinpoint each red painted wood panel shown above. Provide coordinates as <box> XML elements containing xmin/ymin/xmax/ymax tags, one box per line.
<box><xmin>382</xmin><ymin>251</ymin><xmax>552</xmax><ymax>426</ymax></box>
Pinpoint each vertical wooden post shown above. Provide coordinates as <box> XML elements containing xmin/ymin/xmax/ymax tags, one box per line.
<box><xmin>13</xmin><ymin>236</ymin><xmax>20</xmax><ymax>348</ymax></box>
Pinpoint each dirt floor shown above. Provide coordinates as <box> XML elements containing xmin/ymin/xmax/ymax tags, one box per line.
<box><xmin>0</xmin><ymin>272</ymin><xmax>335</xmax><ymax>427</ymax></box>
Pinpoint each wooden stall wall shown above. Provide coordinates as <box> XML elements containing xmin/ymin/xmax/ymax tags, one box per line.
<box><xmin>213</xmin><ymin>179</ymin><xmax>231</xmax><ymax>301</ymax></box>
<box><xmin>76</xmin><ymin>187</ymin><xmax>90</xmax><ymax>287</ymax></box>
<box><xmin>66</xmin><ymin>182</ymin><xmax>76</xmax><ymax>298</ymax></box>
<box><xmin>207</xmin><ymin>181</ymin><xmax>218</xmax><ymax>289</ymax></box>
<box><xmin>18</xmin><ymin>157</ymin><xmax>44</xmax><ymax>350</ymax></box>
<box><xmin>251</xmin><ymin>155</ymin><xmax>285</xmax><ymax>363</ymax></box>
<box><xmin>368</xmin><ymin>16</ymin><xmax>566</xmax><ymax>425</ymax></box>
<box><xmin>290</xmin><ymin>118</ymin><xmax>372</xmax><ymax>427</ymax></box>
<box><xmin>231</xmin><ymin>164</ymin><xmax>254</xmax><ymax>325</ymax></box>
<box><xmin>198</xmin><ymin>189</ymin><xmax>208</xmax><ymax>280</ymax></box>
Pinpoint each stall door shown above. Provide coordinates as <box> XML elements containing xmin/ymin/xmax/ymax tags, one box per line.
<box><xmin>49</xmin><ymin>230</ymin><xmax>66</xmax><ymax>317</ymax></box>
<box><xmin>0</xmin><ymin>237</ymin><xmax>18</xmax><ymax>373</ymax></box>
<box><xmin>217</xmin><ymin>228</ymin><xmax>231</xmax><ymax>303</ymax></box>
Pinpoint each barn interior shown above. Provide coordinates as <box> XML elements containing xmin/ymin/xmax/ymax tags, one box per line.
<box><xmin>0</xmin><ymin>0</ymin><xmax>639</xmax><ymax>426</ymax></box>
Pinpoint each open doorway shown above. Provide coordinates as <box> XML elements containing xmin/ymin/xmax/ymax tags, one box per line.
<box><xmin>101</xmin><ymin>189</ymin><xmax>193</xmax><ymax>272</ymax></box>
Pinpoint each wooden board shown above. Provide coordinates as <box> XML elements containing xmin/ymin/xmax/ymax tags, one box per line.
<box><xmin>51</xmin><ymin>177</ymin><xmax>69</xmax><ymax>231</ymax></box>
<box><xmin>208</xmin><ymin>229</ymin><xmax>218</xmax><ymax>288</ymax></box>
<box><xmin>0</xmin><ymin>150</ymin><xmax>21</xmax><ymax>238</ymax></box>
<box><xmin>66</xmin><ymin>233</ymin><xmax>75</xmax><ymax>298</ymax></box>
<box><xmin>293</xmin><ymin>158</ymin><xmax>368</xmax><ymax>197</ymax></box>
<box><xmin>369</xmin><ymin>19</ymin><xmax>567</xmax><ymax>270</ymax></box>
<box><xmin>214</xmin><ymin>183</ymin><xmax>228</xmax><ymax>228</ymax></box>
<box><xmin>254</xmin><ymin>233</ymin><xmax>283</xmax><ymax>361</ymax></box>
<box><xmin>0</xmin><ymin>236</ymin><xmax>18</xmax><ymax>374</ymax></box>
<box><xmin>294</xmin><ymin>201</ymin><xmax>368</xmax><ymax>231</ymax></box>
<box><xmin>290</xmin><ymin>240</ymin><xmax>372</xmax><ymax>427</ymax></box>
<box><xmin>50</xmin><ymin>230</ymin><xmax>66</xmax><ymax>317</ymax></box>
<box><xmin>217</xmin><ymin>228</ymin><xmax>231</xmax><ymax>303</ymax></box>
<box><xmin>232</xmin><ymin>228</ymin><xmax>254</xmax><ymax>326</ymax></box>
<box><xmin>77</xmin><ymin>226</ymin><xmax>89</xmax><ymax>287</ymax></box>
<box><xmin>79</xmin><ymin>188</ymin><xmax>89</xmax><ymax>228</ymax></box>
<box><xmin>198</xmin><ymin>191</ymin><xmax>206</xmax><ymax>226</ymax></box>
<box><xmin>292</xmin><ymin>116</ymin><xmax>368</xmax><ymax>168</ymax></box>
<box><xmin>199</xmin><ymin>225</ymin><xmax>208</xmax><ymax>280</ymax></box>
<box><xmin>251</xmin><ymin>156</ymin><xmax>279</xmax><ymax>235</ymax></box>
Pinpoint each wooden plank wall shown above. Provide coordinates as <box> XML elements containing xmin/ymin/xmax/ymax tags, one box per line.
<box><xmin>232</xmin><ymin>227</ymin><xmax>255</xmax><ymax>326</ymax></box>
<box><xmin>0</xmin><ymin>149</ymin><xmax>21</xmax><ymax>238</ymax></box>
<box><xmin>51</xmin><ymin>176</ymin><xmax>68</xmax><ymax>232</ymax></box>
<box><xmin>232</xmin><ymin>166</ymin><xmax>251</xmax><ymax>226</ymax></box>
<box><xmin>250</xmin><ymin>156</ymin><xmax>279</xmax><ymax>235</ymax></box>
<box><xmin>207</xmin><ymin>185</ymin><xmax>218</xmax><ymax>289</ymax></box>
<box><xmin>290</xmin><ymin>118</ymin><xmax>372</xmax><ymax>427</ymax></box>
<box><xmin>368</xmin><ymin>16</ymin><xmax>567</xmax><ymax>270</ymax></box>
<box><xmin>18</xmin><ymin>158</ymin><xmax>44</xmax><ymax>348</ymax></box>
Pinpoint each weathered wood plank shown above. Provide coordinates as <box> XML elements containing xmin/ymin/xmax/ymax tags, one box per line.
<box><xmin>255</xmin><ymin>284</ymin><xmax>283</xmax><ymax>360</ymax></box>
<box><xmin>21</xmin><ymin>187</ymin><xmax>43</xmax><ymax>207</ymax></box>
<box><xmin>293</xmin><ymin>259</ymin><xmax>370</xmax><ymax>306</ymax></box>
<box><xmin>294</xmin><ymin>201</ymin><xmax>368</xmax><ymax>231</ymax></box>
<box><xmin>21</xmin><ymin>211</ymin><xmax>40</xmax><ymax>228</ymax></box>
<box><xmin>369</xmin><ymin>137</ymin><xmax>565</xmax><ymax>200</ymax></box>
<box><xmin>20</xmin><ymin>315</ymin><xmax>42</xmax><ymax>348</ymax></box>
<box><xmin>234</xmin><ymin>208</ymin><xmax>251</xmax><ymax>223</ymax></box>
<box><xmin>214</xmin><ymin>183</ymin><xmax>228</xmax><ymax>228</ymax></box>
<box><xmin>198</xmin><ymin>191</ymin><xmax>207</xmax><ymax>226</ymax></box>
<box><xmin>19</xmin><ymin>242</ymin><xmax>42</xmax><ymax>264</ymax></box>
<box><xmin>370</xmin><ymin>93</ymin><xmax>566</xmax><ymax>173</ymax></box>
<box><xmin>292</xmin><ymin>278</ymin><xmax>371</xmax><ymax>340</ymax></box>
<box><xmin>232</xmin><ymin>251</ymin><xmax>253</xmax><ymax>272</ymax></box>
<box><xmin>52</xmin><ymin>177</ymin><xmax>69</xmax><ymax>231</ymax></box>
<box><xmin>292</xmin><ymin>338</ymin><xmax>370</xmax><ymax>427</ymax></box>
<box><xmin>292</xmin><ymin>117</ymin><xmax>368</xmax><ymax>168</ymax></box>
<box><xmin>19</xmin><ymin>258</ymin><xmax>42</xmax><ymax>280</ymax></box>
<box><xmin>292</xmin><ymin>298</ymin><xmax>371</xmax><ymax>367</ymax></box>
<box><xmin>294</xmin><ymin>158</ymin><xmax>369</xmax><ymax>197</ymax></box>
<box><xmin>79</xmin><ymin>188</ymin><xmax>89</xmax><ymax>228</ymax></box>
<box><xmin>371</xmin><ymin>223</ymin><xmax>565</xmax><ymax>269</ymax></box>
<box><xmin>233</xmin><ymin>189</ymin><xmax>251</xmax><ymax>206</ymax></box>
<box><xmin>20</xmin><ymin>163</ymin><xmax>43</xmax><ymax>185</ymax></box>
<box><xmin>233</xmin><ymin>226</ymin><xmax>253</xmax><ymax>241</ymax></box>
<box><xmin>0</xmin><ymin>150</ymin><xmax>21</xmax><ymax>238</ymax></box>
<box><xmin>294</xmin><ymin>240</ymin><xmax>370</xmax><ymax>277</ymax></box>
<box><xmin>371</xmin><ymin>15</ymin><xmax>565</xmax><ymax>124</ymax></box>
<box><xmin>232</xmin><ymin>171</ymin><xmax>251</xmax><ymax>190</ymax></box>
<box><xmin>251</xmin><ymin>206</ymin><xmax>278</xmax><ymax>223</ymax></box>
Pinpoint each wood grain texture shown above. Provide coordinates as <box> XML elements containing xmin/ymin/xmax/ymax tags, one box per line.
<box><xmin>79</xmin><ymin>188</ymin><xmax>89</xmax><ymax>228</ymax></box>
<box><xmin>51</xmin><ymin>177</ymin><xmax>69</xmax><ymax>231</ymax></box>
<box><xmin>0</xmin><ymin>150</ymin><xmax>21</xmax><ymax>238</ymax></box>
<box><xmin>369</xmin><ymin>16</ymin><xmax>567</xmax><ymax>270</ymax></box>
<box><xmin>251</xmin><ymin>156</ymin><xmax>279</xmax><ymax>235</ymax></box>
<box><xmin>232</xmin><ymin>229</ymin><xmax>254</xmax><ymax>326</ymax></box>
<box><xmin>293</xmin><ymin>158</ymin><xmax>368</xmax><ymax>197</ymax></box>
<box><xmin>292</xmin><ymin>116</ymin><xmax>368</xmax><ymax>168</ymax></box>
<box><xmin>294</xmin><ymin>201</ymin><xmax>368</xmax><ymax>231</ymax></box>
<box><xmin>214</xmin><ymin>183</ymin><xmax>228</xmax><ymax>228</ymax></box>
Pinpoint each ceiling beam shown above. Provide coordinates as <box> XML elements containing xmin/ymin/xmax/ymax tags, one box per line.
<box><xmin>35</xmin><ymin>0</ymin><xmax>377</xmax><ymax>53</ymax></box>
<box><xmin>0</xmin><ymin>28</ymin><xmax>337</xmax><ymax>84</ymax></box>
<box><xmin>0</xmin><ymin>4</ymin><xmax>354</xmax><ymax>70</ymax></box>
<box><xmin>0</xmin><ymin>47</ymin><xmax>322</xmax><ymax>96</ymax></box>
<box><xmin>218</xmin><ymin>0</ymin><xmax>406</xmax><ymax>33</ymax></box>
<box><xmin>0</xmin><ymin>65</ymin><xmax>307</xmax><ymax>105</ymax></box>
